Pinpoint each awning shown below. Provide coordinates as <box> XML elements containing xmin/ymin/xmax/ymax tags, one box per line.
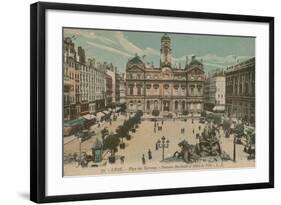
<box><xmin>96</xmin><ymin>112</ymin><xmax>105</xmax><ymax>121</ymax></box>
<box><xmin>213</xmin><ymin>106</ymin><xmax>224</xmax><ymax>111</ymax></box>
<box><xmin>82</xmin><ymin>114</ymin><xmax>96</xmax><ymax>120</ymax></box>
<box><xmin>64</xmin><ymin>118</ymin><xmax>85</xmax><ymax>127</ymax></box>
<box><xmin>96</xmin><ymin>112</ymin><xmax>105</xmax><ymax>118</ymax></box>
<box><xmin>103</xmin><ymin>110</ymin><xmax>109</xmax><ymax>115</ymax></box>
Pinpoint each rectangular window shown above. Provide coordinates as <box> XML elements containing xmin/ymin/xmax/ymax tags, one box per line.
<box><xmin>137</xmin><ymin>87</ymin><xmax>141</xmax><ymax>95</ymax></box>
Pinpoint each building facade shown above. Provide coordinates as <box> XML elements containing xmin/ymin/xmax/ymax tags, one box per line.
<box><xmin>105</xmin><ymin>65</ymin><xmax>116</xmax><ymax>104</ymax></box>
<box><xmin>78</xmin><ymin>46</ymin><xmax>90</xmax><ymax>116</ymax></box>
<box><xmin>88</xmin><ymin>58</ymin><xmax>96</xmax><ymax>114</ymax></box>
<box><xmin>63</xmin><ymin>37</ymin><xmax>80</xmax><ymax>120</ymax></box>
<box><xmin>115</xmin><ymin>73</ymin><xmax>121</xmax><ymax>104</ymax></box>
<box><xmin>125</xmin><ymin>34</ymin><xmax>205</xmax><ymax>115</ymax></box>
<box><xmin>119</xmin><ymin>73</ymin><xmax>126</xmax><ymax>104</ymax></box>
<box><xmin>225</xmin><ymin>57</ymin><xmax>255</xmax><ymax>125</ymax></box>
<box><xmin>105</xmin><ymin>74</ymin><xmax>113</xmax><ymax>106</ymax></box>
<box><xmin>204</xmin><ymin>72</ymin><xmax>225</xmax><ymax>112</ymax></box>
<box><xmin>64</xmin><ymin>37</ymin><xmax>110</xmax><ymax>119</ymax></box>
<box><xmin>95</xmin><ymin>62</ymin><xmax>106</xmax><ymax>111</ymax></box>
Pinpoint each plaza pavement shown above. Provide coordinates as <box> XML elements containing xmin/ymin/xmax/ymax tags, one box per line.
<box><xmin>64</xmin><ymin>115</ymin><xmax>254</xmax><ymax>176</ymax></box>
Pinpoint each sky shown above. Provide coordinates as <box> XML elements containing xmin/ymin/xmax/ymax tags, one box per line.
<box><xmin>64</xmin><ymin>28</ymin><xmax>255</xmax><ymax>74</ymax></box>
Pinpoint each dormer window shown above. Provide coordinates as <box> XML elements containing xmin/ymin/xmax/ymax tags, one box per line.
<box><xmin>174</xmin><ymin>84</ymin><xmax>179</xmax><ymax>90</ymax></box>
<box><xmin>146</xmin><ymin>84</ymin><xmax>151</xmax><ymax>89</ymax></box>
<box><xmin>153</xmin><ymin>84</ymin><xmax>159</xmax><ymax>89</ymax></box>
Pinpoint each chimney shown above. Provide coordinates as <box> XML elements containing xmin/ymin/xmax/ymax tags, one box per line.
<box><xmin>185</xmin><ymin>56</ymin><xmax>189</xmax><ymax>66</ymax></box>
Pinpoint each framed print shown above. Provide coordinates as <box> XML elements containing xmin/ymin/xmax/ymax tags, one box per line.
<box><xmin>30</xmin><ymin>2</ymin><xmax>274</xmax><ymax>203</ymax></box>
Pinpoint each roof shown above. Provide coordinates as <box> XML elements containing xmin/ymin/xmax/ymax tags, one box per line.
<box><xmin>64</xmin><ymin>118</ymin><xmax>84</xmax><ymax>127</ymax></box>
<box><xmin>161</xmin><ymin>33</ymin><xmax>171</xmax><ymax>41</ymax></box>
<box><xmin>82</xmin><ymin>114</ymin><xmax>96</xmax><ymax>120</ymax></box>
<box><xmin>127</xmin><ymin>55</ymin><xmax>144</xmax><ymax>65</ymax></box>
<box><xmin>189</xmin><ymin>59</ymin><xmax>203</xmax><ymax>66</ymax></box>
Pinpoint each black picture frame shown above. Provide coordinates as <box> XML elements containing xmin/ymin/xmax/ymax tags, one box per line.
<box><xmin>30</xmin><ymin>1</ymin><xmax>274</xmax><ymax>203</ymax></box>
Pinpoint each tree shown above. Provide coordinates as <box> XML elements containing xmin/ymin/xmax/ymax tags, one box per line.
<box><xmin>152</xmin><ymin>110</ymin><xmax>160</xmax><ymax>116</ymax></box>
<box><xmin>213</xmin><ymin>114</ymin><xmax>222</xmax><ymax>125</ymax></box>
<box><xmin>116</xmin><ymin>124</ymin><xmax>128</xmax><ymax>149</ymax></box>
<box><xmin>201</xmin><ymin>110</ymin><xmax>206</xmax><ymax>118</ymax></box>
<box><xmin>206</xmin><ymin>113</ymin><xmax>214</xmax><ymax>122</ymax></box>
<box><xmin>234</xmin><ymin>123</ymin><xmax>244</xmax><ymax>138</ymax></box>
<box><xmin>103</xmin><ymin>134</ymin><xmax>120</xmax><ymax>163</ymax></box>
<box><xmin>244</xmin><ymin>128</ymin><xmax>255</xmax><ymax>159</ymax></box>
<box><xmin>182</xmin><ymin>110</ymin><xmax>189</xmax><ymax>115</ymax></box>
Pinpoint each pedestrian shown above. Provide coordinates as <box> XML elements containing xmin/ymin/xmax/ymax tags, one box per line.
<box><xmin>199</xmin><ymin>125</ymin><xmax>201</xmax><ymax>131</ymax></box>
<box><xmin>154</xmin><ymin>127</ymin><xmax>156</xmax><ymax>133</ymax></box>
<box><xmin>142</xmin><ymin>154</ymin><xmax>146</xmax><ymax>165</ymax></box>
<box><xmin>162</xmin><ymin>120</ymin><xmax>164</xmax><ymax>125</ymax></box>
<box><xmin>193</xmin><ymin>129</ymin><xmax>195</xmax><ymax>134</ymax></box>
<box><xmin>155</xmin><ymin>143</ymin><xmax>158</xmax><ymax>150</ymax></box>
<box><xmin>148</xmin><ymin>149</ymin><xmax>152</xmax><ymax>160</ymax></box>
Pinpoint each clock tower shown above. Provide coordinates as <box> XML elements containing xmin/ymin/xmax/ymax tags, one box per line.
<box><xmin>160</xmin><ymin>33</ymin><xmax>172</xmax><ymax>68</ymax></box>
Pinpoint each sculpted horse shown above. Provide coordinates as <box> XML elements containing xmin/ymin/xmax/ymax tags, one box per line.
<box><xmin>173</xmin><ymin>140</ymin><xmax>199</xmax><ymax>163</ymax></box>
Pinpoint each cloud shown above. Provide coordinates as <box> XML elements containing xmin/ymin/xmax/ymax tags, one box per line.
<box><xmin>113</xmin><ymin>32</ymin><xmax>142</xmax><ymax>54</ymax></box>
<box><xmin>172</xmin><ymin>53</ymin><xmax>253</xmax><ymax>69</ymax></box>
<box><xmin>144</xmin><ymin>47</ymin><xmax>159</xmax><ymax>56</ymax></box>
<box><xmin>86</xmin><ymin>41</ymin><xmax>132</xmax><ymax>58</ymax></box>
<box><xmin>65</xmin><ymin>29</ymin><xmax>253</xmax><ymax>72</ymax></box>
<box><xmin>64</xmin><ymin>29</ymin><xmax>117</xmax><ymax>46</ymax></box>
<box><xmin>84</xmin><ymin>31</ymin><xmax>160</xmax><ymax>61</ymax></box>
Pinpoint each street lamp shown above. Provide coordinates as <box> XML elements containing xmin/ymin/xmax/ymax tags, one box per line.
<box><xmin>156</xmin><ymin>136</ymin><xmax>170</xmax><ymax>161</ymax></box>
<box><xmin>76</xmin><ymin>129</ymin><xmax>88</xmax><ymax>166</ymax></box>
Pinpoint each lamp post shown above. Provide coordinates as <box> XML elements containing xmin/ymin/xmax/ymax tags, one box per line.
<box><xmin>76</xmin><ymin>132</ymin><xmax>82</xmax><ymax>167</ymax></box>
<box><xmin>156</xmin><ymin>136</ymin><xmax>170</xmax><ymax>161</ymax></box>
<box><xmin>76</xmin><ymin>129</ymin><xmax>88</xmax><ymax>166</ymax></box>
<box><xmin>233</xmin><ymin>134</ymin><xmax>237</xmax><ymax>162</ymax></box>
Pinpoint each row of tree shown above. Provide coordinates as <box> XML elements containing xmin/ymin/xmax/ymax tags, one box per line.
<box><xmin>103</xmin><ymin>110</ymin><xmax>143</xmax><ymax>163</ymax></box>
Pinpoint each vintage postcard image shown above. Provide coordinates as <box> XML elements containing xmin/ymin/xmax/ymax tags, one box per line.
<box><xmin>63</xmin><ymin>28</ymin><xmax>255</xmax><ymax>176</ymax></box>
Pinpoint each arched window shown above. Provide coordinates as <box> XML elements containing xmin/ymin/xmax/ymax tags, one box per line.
<box><xmin>147</xmin><ymin>101</ymin><xmax>150</xmax><ymax>110</ymax></box>
<box><xmin>182</xmin><ymin>101</ymin><xmax>185</xmax><ymax>110</ymax></box>
<box><xmin>137</xmin><ymin>100</ymin><xmax>142</xmax><ymax>110</ymax></box>
<box><xmin>130</xmin><ymin>87</ymin><xmax>133</xmax><ymax>95</ymax></box>
<box><xmin>175</xmin><ymin>101</ymin><xmax>178</xmax><ymax>110</ymax></box>
<box><xmin>153</xmin><ymin>84</ymin><xmax>159</xmax><ymax>89</ymax></box>
<box><xmin>154</xmin><ymin>100</ymin><xmax>159</xmax><ymax>110</ymax></box>
<box><xmin>164</xmin><ymin>84</ymin><xmax>169</xmax><ymax>89</ymax></box>
<box><xmin>137</xmin><ymin>86</ymin><xmax>142</xmax><ymax>95</ymax></box>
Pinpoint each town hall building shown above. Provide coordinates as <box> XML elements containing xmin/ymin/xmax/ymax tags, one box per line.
<box><xmin>125</xmin><ymin>33</ymin><xmax>206</xmax><ymax>115</ymax></box>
